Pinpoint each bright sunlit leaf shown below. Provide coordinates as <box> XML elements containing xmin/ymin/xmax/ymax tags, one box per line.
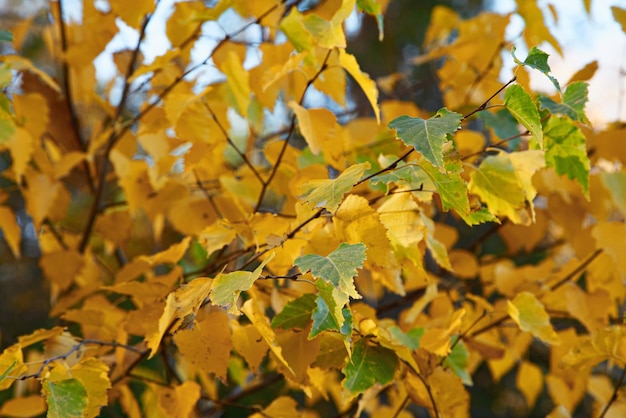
<box><xmin>507</xmin><ymin>292</ymin><xmax>560</xmax><ymax>345</ymax></box>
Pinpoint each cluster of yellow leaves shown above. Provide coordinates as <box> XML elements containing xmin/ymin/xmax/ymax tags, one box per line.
<box><xmin>0</xmin><ymin>0</ymin><xmax>625</xmax><ymax>417</ymax></box>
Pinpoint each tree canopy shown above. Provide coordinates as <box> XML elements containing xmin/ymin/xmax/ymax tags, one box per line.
<box><xmin>1</xmin><ymin>0</ymin><xmax>626</xmax><ymax>417</ymax></box>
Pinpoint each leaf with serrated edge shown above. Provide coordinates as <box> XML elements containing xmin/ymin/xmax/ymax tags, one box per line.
<box><xmin>44</xmin><ymin>378</ymin><xmax>87</xmax><ymax>418</ymax></box>
<box><xmin>389</xmin><ymin>108</ymin><xmax>462</xmax><ymax>167</ymax></box>
<box><xmin>210</xmin><ymin>253</ymin><xmax>274</xmax><ymax>314</ymax></box>
<box><xmin>504</xmin><ymin>84</ymin><xmax>543</xmax><ymax>148</ymax></box>
<box><xmin>298</xmin><ymin>162</ymin><xmax>370</xmax><ymax>213</ymax></box>
<box><xmin>507</xmin><ymin>291</ymin><xmax>560</xmax><ymax>345</ymax></box>
<box><xmin>342</xmin><ymin>338</ymin><xmax>398</xmax><ymax>395</ymax></box>
<box><xmin>271</xmin><ymin>293</ymin><xmax>317</xmax><ymax>330</ymax></box>
<box><xmin>295</xmin><ymin>243</ymin><xmax>366</xmax><ymax>299</ymax></box>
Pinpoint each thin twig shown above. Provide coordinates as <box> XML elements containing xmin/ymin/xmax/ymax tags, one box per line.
<box><xmin>599</xmin><ymin>366</ymin><xmax>626</xmax><ymax>418</ymax></box>
<box><xmin>548</xmin><ymin>248</ymin><xmax>604</xmax><ymax>291</ymax></box>
<box><xmin>203</xmin><ymin>101</ymin><xmax>264</xmax><ymax>184</ymax></box>
<box><xmin>253</xmin><ymin>49</ymin><xmax>333</xmax><ymax>212</ymax></box>
<box><xmin>13</xmin><ymin>340</ymin><xmax>143</xmax><ymax>381</ymax></box>
<box><xmin>78</xmin><ymin>8</ymin><xmax>156</xmax><ymax>253</ymax></box>
<box><xmin>463</xmin><ymin>76</ymin><xmax>517</xmax><ymax>120</ymax></box>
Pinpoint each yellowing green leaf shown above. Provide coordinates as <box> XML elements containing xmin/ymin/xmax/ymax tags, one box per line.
<box><xmin>504</xmin><ymin>84</ymin><xmax>543</xmax><ymax>148</ymax></box>
<box><xmin>389</xmin><ymin>108</ymin><xmax>462</xmax><ymax>167</ymax></box>
<box><xmin>298</xmin><ymin>162</ymin><xmax>369</xmax><ymax>212</ymax></box>
<box><xmin>310</xmin><ymin>280</ymin><xmax>351</xmax><ymax>339</ymax></box>
<box><xmin>43</xmin><ymin>378</ymin><xmax>87</xmax><ymax>418</ymax></box>
<box><xmin>338</xmin><ymin>49</ymin><xmax>380</xmax><ymax>123</ymax></box>
<box><xmin>295</xmin><ymin>243</ymin><xmax>366</xmax><ymax>300</ymax></box>
<box><xmin>539</xmin><ymin>82</ymin><xmax>589</xmax><ymax>123</ymax></box>
<box><xmin>342</xmin><ymin>338</ymin><xmax>398</xmax><ymax>395</ymax></box>
<box><xmin>417</xmin><ymin>155</ymin><xmax>471</xmax><ymax>217</ymax></box>
<box><xmin>543</xmin><ymin>116</ymin><xmax>590</xmax><ymax>198</ymax></box>
<box><xmin>468</xmin><ymin>154</ymin><xmax>526</xmax><ymax>223</ymax></box>
<box><xmin>507</xmin><ymin>292</ymin><xmax>560</xmax><ymax>345</ymax></box>
<box><xmin>69</xmin><ymin>358</ymin><xmax>111</xmax><ymax>418</ymax></box>
<box><xmin>210</xmin><ymin>253</ymin><xmax>274</xmax><ymax>314</ymax></box>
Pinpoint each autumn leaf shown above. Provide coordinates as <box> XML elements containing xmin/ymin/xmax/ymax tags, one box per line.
<box><xmin>342</xmin><ymin>338</ymin><xmax>398</xmax><ymax>395</ymax></box>
<box><xmin>507</xmin><ymin>292</ymin><xmax>560</xmax><ymax>345</ymax></box>
<box><xmin>389</xmin><ymin>108</ymin><xmax>462</xmax><ymax>167</ymax></box>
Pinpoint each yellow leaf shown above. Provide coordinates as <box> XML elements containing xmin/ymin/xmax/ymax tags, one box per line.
<box><xmin>95</xmin><ymin>210</ymin><xmax>133</xmax><ymax>247</ymax></box>
<box><xmin>424</xmin><ymin>6</ymin><xmax>459</xmax><ymax>46</ymax></box>
<box><xmin>252</xmin><ymin>397</ymin><xmax>300</xmax><ymax>418</ymax></box>
<box><xmin>289</xmin><ymin>102</ymin><xmax>337</xmax><ymax>155</ymax></box>
<box><xmin>515</xmin><ymin>0</ymin><xmax>562</xmax><ymax>55</ymax></box>
<box><xmin>17</xmin><ymin>327</ymin><xmax>65</xmax><ymax>348</ymax></box>
<box><xmin>546</xmin><ymin>405</ymin><xmax>572</xmax><ymax>418</ymax></box>
<box><xmin>231</xmin><ymin>322</ymin><xmax>269</xmax><ymax>371</ymax></box>
<box><xmin>140</xmin><ymin>236</ymin><xmax>192</xmax><ymax>266</ymax></box>
<box><xmin>430</xmin><ymin>367</ymin><xmax>470</xmax><ymax>416</ymax></box>
<box><xmin>301</xmin><ymin>0</ymin><xmax>355</xmax><ymax>49</ymax></box>
<box><xmin>592</xmin><ymin>222</ymin><xmax>626</xmax><ymax>277</ymax></box>
<box><xmin>174</xmin><ymin>309</ymin><xmax>232</xmax><ymax>380</ymax></box>
<box><xmin>6</xmin><ymin>127</ymin><xmax>34</xmax><ymax>181</ymax></box>
<box><xmin>276</xmin><ymin>325</ymin><xmax>321</xmax><ymax>384</ymax></box>
<box><xmin>338</xmin><ymin>49</ymin><xmax>380</xmax><ymax>123</ymax></box>
<box><xmin>0</xmin><ymin>395</ymin><xmax>47</xmax><ymax>417</ymax></box>
<box><xmin>0</xmin><ymin>344</ymin><xmax>27</xmax><ymax>390</ymax></box>
<box><xmin>13</xmin><ymin>93</ymin><xmax>48</xmax><ymax>142</ymax></box>
<box><xmin>508</xmin><ymin>150</ymin><xmax>546</xmax><ymax>221</ymax></box>
<box><xmin>197</xmin><ymin>221</ymin><xmax>237</xmax><ymax>255</ymax></box>
<box><xmin>242</xmin><ymin>298</ymin><xmax>294</xmax><ymax>374</ymax></box>
<box><xmin>378</xmin><ymin>192</ymin><xmax>423</xmax><ymax>247</ymax></box>
<box><xmin>145</xmin><ymin>294</ymin><xmax>177</xmax><ymax>358</ymax></box>
<box><xmin>420</xmin><ymin>308</ymin><xmax>465</xmax><ymax>356</ymax></box>
<box><xmin>0</xmin><ymin>206</ymin><xmax>21</xmax><ymax>257</ymax></box>
<box><xmin>110</xmin><ymin>0</ymin><xmax>155</xmax><ymax>28</ymax></box>
<box><xmin>64</xmin><ymin>3</ymin><xmax>118</xmax><ymax>68</ymax></box>
<box><xmin>448</xmin><ymin>249</ymin><xmax>478</xmax><ymax>279</ymax></box>
<box><xmin>69</xmin><ymin>358</ymin><xmax>111</xmax><ymax>418</ymax></box>
<box><xmin>516</xmin><ymin>360</ymin><xmax>543</xmax><ymax>409</ymax></box>
<box><xmin>219</xmin><ymin>50</ymin><xmax>251</xmax><ymax>116</ymax></box>
<box><xmin>40</xmin><ymin>250</ymin><xmax>84</xmax><ymax>292</ymax></box>
<box><xmin>156</xmin><ymin>381</ymin><xmax>201</xmax><ymax>418</ymax></box>
<box><xmin>561</xmin><ymin>326</ymin><xmax>626</xmax><ymax>370</ymax></box>
<box><xmin>1</xmin><ymin>55</ymin><xmax>60</xmax><ymax>92</ymax></box>
<box><xmin>507</xmin><ymin>292</ymin><xmax>560</xmax><ymax>345</ymax></box>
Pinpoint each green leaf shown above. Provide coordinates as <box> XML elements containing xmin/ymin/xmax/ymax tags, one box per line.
<box><xmin>504</xmin><ymin>84</ymin><xmax>543</xmax><ymax>148</ymax></box>
<box><xmin>370</xmin><ymin>156</ymin><xmax>431</xmax><ymax>188</ymax></box>
<box><xmin>271</xmin><ymin>293</ymin><xmax>317</xmax><ymax>330</ymax></box>
<box><xmin>298</xmin><ymin>162</ymin><xmax>370</xmax><ymax>213</ymax></box>
<box><xmin>443</xmin><ymin>339</ymin><xmax>472</xmax><ymax>385</ymax></box>
<box><xmin>295</xmin><ymin>242</ymin><xmax>366</xmax><ymax>299</ymax></box>
<box><xmin>0</xmin><ymin>30</ymin><xmax>12</xmax><ymax>43</ymax></box>
<box><xmin>342</xmin><ymin>338</ymin><xmax>398</xmax><ymax>394</ymax></box>
<box><xmin>417</xmin><ymin>155</ymin><xmax>470</xmax><ymax>217</ymax></box>
<box><xmin>539</xmin><ymin>81</ymin><xmax>589</xmax><ymax>123</ymax></box>
<box><xmin>478</xmin><ymin>109</ymin><xmax>521</xmax><ymax>144</ymax></box>
<box><xmin>388</xmin><ymin>326</ymin><xmax>419</xmax><ymax>350</ymax></box>
<box><xmin>210</xmin><ymin>254</ymin><xmax>274</xmax><ymax>314</ymax></box>
<box><xmin>389</xmin><ymin>108</ymin><xmax>462</xmax><ymax>167</ymax></box>
<box><xmin>512</xmin><ymin>46</ymin><xmax>560</xmax><ymax>93</ymax></box>
<box><xmin>43</xmin><ymin>378</ymin><xmax>88</xmax><ymax>418</ymax></box>
<box><xmin>310</xmin><ymin>280</ymin><xmax>351</xmax><ymax>339</ymax></box>
<box><xmin>468</xmin><ymin>154</ymin><xmax>526</xmax><ymax>222</ymax></box>
<box><xmin>543</xmin><ymin>116</ymin><xmax>590</xmax><ymax>198</ymax></box>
